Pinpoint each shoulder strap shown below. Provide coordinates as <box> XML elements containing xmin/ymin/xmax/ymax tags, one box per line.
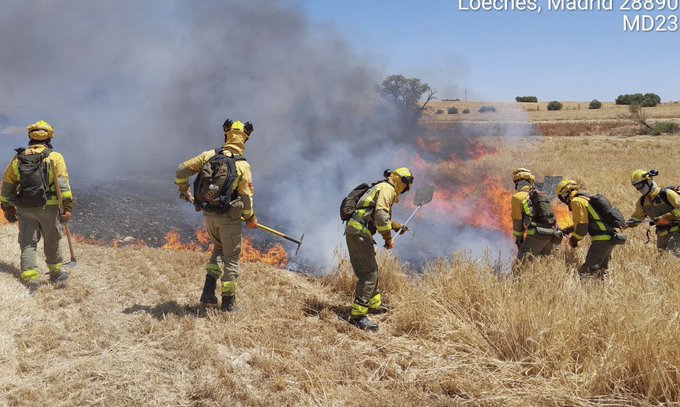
<box><xmin>659</xmin><ymin>188</ymin><xmax>672</xmax><ymax>207</ymax></box>
<box><xmin>14</xmin><ymin>147</ymin><xmax>26</xmax><ymax>155</ymax></box>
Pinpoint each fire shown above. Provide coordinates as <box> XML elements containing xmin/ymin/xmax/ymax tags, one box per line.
<box><xmin>0</xmin><ymin>215</ymin><xmax>7</xmax><ymax>225</ymax></box>
<box><xmin>552</xmin><ymin>202</ymin><xmax>573</xmax><ymax>230</ymax></box>
<box><xmin>162</xmin><ymin>228</ymin><xmax>288</xmax><ymax>267</ymax></box>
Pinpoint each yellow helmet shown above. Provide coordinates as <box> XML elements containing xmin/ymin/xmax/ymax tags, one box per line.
<box><xmin>556</xmin><ymin>179</ymin><xmax>578</xmax><ymax>196</ymax></box>
<box><xmin>385</xmin><ymin>167</ymin><xmax>414</xmax><ymax>194</ymax></box>
<box><xmin>223</xmin><ymin>118</ymin><xmax>253</xmax><ymax>136</ymax></box>
<box><xmin>512</xmin><ymin>168</ymin><xmax>535</xmax><ymax>183</ymax></box>
<box><xmin>26</xmin><ymin>120</ymin><xmax>54</xmax><ymax>141</ymax></box>
<box><xmin>630</xmin><ymin>169</ymin><xmax>656</xmax><ymax>185</ymax></box>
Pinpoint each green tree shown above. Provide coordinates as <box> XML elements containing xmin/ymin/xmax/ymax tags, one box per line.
<box><xmin>547</xmin><ymin>101</ymin><xmax>563</xmax><ymax>111</ymax></box>
<box><xmin>589</xmin><ymin>99</ymin><xmax>602</xmax><ymax>109</ymax></box>
<box><xmin>376</xmin><ymin>74</ymin><xmax>436</xmax><ymax>124</ymax></box>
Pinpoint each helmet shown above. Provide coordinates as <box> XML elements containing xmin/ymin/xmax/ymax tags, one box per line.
<box><xmin>512</xmin><ymin>168</ymin><xmax>535</xmax><ymax>183</ymax></box>
<box><xmin>26</xmin><ymin>120</ymin><xmax>54</xmax><ymax>141</ymax></box>
<box><xmin>630</xmin><ymin>169</ymin><xmax>657</xmax><ymax>186</ymax></box>
<box><xmin>384</xmin><ymin>167</ymin><xmax>414</xmax><ymax>194</ymax></box>
<box><xmin>556</xmin><ymin>179</ymin><xmax>578</xmax><ymax>203</ymax></box>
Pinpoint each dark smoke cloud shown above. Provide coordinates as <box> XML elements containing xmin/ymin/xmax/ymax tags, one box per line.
<box><xmin>0</xmin><ymin>0</ymin><xmax>522</xmax><ymax>271</ymax></box>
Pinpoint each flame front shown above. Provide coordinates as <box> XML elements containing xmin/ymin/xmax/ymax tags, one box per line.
<box><xmin>162</xmin><ymin>228</ymin><xmax>288</xmax><ymax>267</ymax></box>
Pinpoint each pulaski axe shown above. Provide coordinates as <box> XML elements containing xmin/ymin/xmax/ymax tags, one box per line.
<box><xmin>393</xmin><ymin>186</ymin><xmax>435</xmax><ymax>242</ymax></box>
<box><xmin>50</xmin><ymin>160</ymin><xmax>77</xmax><ymax>268</ymax></box>
<box><xmin>242</xmin><ymin>218</ymin><xmax>305</xmax><ymax>256</ymax></box>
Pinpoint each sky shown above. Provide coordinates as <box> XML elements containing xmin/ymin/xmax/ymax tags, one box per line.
<box><xmin>301</xmin><ymin>0</ymin><xmax>680</xmax><ymax>102</ymax></box>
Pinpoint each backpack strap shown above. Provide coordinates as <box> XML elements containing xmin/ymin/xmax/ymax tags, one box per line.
<box><xmin>659</xmin><ymin>188</ymin><xmax>671</xmax><ymax>207</ymax></box>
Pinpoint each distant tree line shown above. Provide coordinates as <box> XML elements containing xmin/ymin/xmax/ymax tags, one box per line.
<box><xmin>515</xmin><ymin>96</ymin><xmax>538</xmax><ymax>103</ymax></box>
<box><xmin>616</xmin><ymin>93</ymin><xmax>661</xmax><ymax>107</ymax></box>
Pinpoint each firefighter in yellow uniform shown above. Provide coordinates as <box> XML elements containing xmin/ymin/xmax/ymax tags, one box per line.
<box><xmin>1</xmin><ymin>121</ymin><xmax>73</xmax><ymax>290</ymax></box>
<box><xmin>175</xmin><ymin>119</ymin><xmax>257</xmax><ymax>312</ymax></box>
<box><xmin>345</xmin><ymin>167</ymin><xmax>413</xmax><ymax>331</ymax></box>
<box><xmin>625</xmin><ymin>170</ymin><xmax>680</xmax><ymax>256</ymax></box>
<box><xmin>556</xmin><ymin>180</ymin><xmax>619</xmax><ymax>279</ymax></box>
<box><xmin>511</xmin><ymin>168</ymin><xmax>555</xmax><ymax>262</ymax></box>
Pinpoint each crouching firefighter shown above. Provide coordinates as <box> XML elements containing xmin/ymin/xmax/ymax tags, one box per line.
<box><xmin>556</xmin><ymin>180</ymin><xmax>627</xmax><ymax>279</ymax></box>
<box><xmin>1</xmin><ymin>120</ymin><xmax>73</xmax><ymax>290</ymax></box>
<box><xmin>511</xmin><ymin>168</ymin><xmax>561</xmax><ymax>266</ymax></box>
<box><xmin>624</xmin><ymin>170</ymin><xmax>680</xmax><ymax>257</ymax></box>
<box><xmin>341</xmin><ymin>167</ymin><xmax>414</xmax><ymax>331</ymax></box>
<box><xmin>175</xmin><ymin>119</ymin><xmax>257</xmax><ymax>312</ymax></box>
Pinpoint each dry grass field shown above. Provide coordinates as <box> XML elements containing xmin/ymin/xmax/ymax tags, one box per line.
<box><xmin>1</xmin><ymin>134</ymin><xmax>680</xmax><ymax>406</ymax></box>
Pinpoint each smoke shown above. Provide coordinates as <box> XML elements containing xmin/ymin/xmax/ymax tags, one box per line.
<box><xmin>0</xmin><ymin>0</ymin><xmax>529</xmax><ymax>272</ymax></box>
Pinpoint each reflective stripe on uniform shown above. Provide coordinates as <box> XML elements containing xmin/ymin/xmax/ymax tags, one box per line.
<box><xmin>351</xmin><ymin>302</ymin><xmax>369</xmax><ymax>317</ymax></box>
<box><xmin>242</xmin><ymin>209</ymin><xmax>253</xmax><ymax>217</ymax></box>
<box><xmin>175</xmin><ymin>177</ymin><xmax>189</xmax><ymax>185</ymax></box>
<box><xmin>348</xmin><ymin>218</ymin><xmax>373</xmax><ymax>239</ymax></box>
<box><xmin>376</xmin><ymin>223</ymin><xmax>391</xmax><ymax>233</ymax></box>
<box><xmin>526</xmin><ymin>229</ymin><xmax>536</xmax><ymax>236</ymax></box>
<box><xmin>512</xmin><ymin>230</ymin><xmax>523</xmax><ymax>237</ymax></box>
<box><xmin>0</xmin><ymin>195</ymin><xmax>7</xmax><ymax>203</ymax></box>
<box><xmin>591</xmin><ymin>235</ymin><xmax>612</xmax><ymax>241</ymax></box>
<box><xmin>47</xmin><ymin>263</ymin><xmax>63</xmax><ymax>273</ymax></box>
<box><xmin>206</xmin><ymin>264</ymin><xmax>221</xmax><ymax>279</ymax></box>
<box><xmin>20</xmin><ymin>269</ymin><xmax>39</xmax><ymax>284</ymax></box>
<box><xmin>221</xmin><ymin>281</ymin><xmax>237</xmax><ymax>294</ymax></box>
<box><xmin>586</xmin><ymin>204</ymin><xmax>607</xmax><ymax>231</ymax></box>
<box><xmin>573</xmin><ymin>232</ymin><xmax>585</xmax><ymax>240</ymax></box>
<box><xmin>368</xmin><ymin>293</ymin><xmax>382</xmax><ymax>310</ymax></box>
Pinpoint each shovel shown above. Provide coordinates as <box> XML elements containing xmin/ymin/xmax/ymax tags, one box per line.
<box><xmin>49</xmin><ymin>160</ymin><xmax>77</xmax><ymax>268</ymax></box>
<box><xmin>393</xmin><ymin>186</ymin><xmax>435</xmax><ymax>243</ymax></box>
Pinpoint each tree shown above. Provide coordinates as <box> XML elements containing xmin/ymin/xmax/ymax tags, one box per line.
<box><xmin>376</xmin><ymin>74</ymin><xmax>436</xmax><ymax>124</ymax></box>
<box><xmin>547</xmin><ymin>101</ymin><xmax>563</xmax><ymax>111</ymax></box>
<box><xmin>515</xmin><ymin>96</ymin><xmax>538</xmax><ymax>103</ymax></box>
<box><xmin>589</xmin><ymin>99</ymin><xmax>602</xmax><ymax>109</ymax></box>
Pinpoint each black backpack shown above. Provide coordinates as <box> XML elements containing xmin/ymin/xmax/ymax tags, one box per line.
<box><xmin>528</xmin><ymin>188</ymin><xmax>556</xmax><ymax>226</ymax></box>
<box><xmin>193</xmin><ymin>148</ymin><xmax>245</xmax><ymax>214</ymax></box>
<box><xmin>582</xmin><ymin>193</ymin><xmax>626</xmax><ymax>228</ymax></box>
<box><xmin>340</xmin><ymin>181</ymin><xmax>386</xmax><ymax>222</ymax></box>
<box><xmin>646</xmin><ymin>186</ymin><xmax>680</xmax><ymax>207</ymax></box>
<box><xmin>15</xmin><ymin>147</ymin><xmax>52</xmax><ymax>208</ymax></box>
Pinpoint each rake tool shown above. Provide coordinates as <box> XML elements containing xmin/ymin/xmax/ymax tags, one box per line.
<box><xmin>244</xmin><ymin>219</ymin><xmax>305</xmax><ymax>256</ymax></box>
<box><xmin>393</xmin><ymin>186</ymin><xmax>435</xmax><ymax>243</ymax></box>
<box><xmin>50</xmin><ymin>160</ymin><xmax>77</xmax><ymax>268</ymax></box>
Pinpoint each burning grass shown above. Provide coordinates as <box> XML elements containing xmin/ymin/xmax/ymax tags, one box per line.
<box><xmin>1</xmin><ymin>135</ymin><xmax>680</xmax><ymax>405</ymax></box>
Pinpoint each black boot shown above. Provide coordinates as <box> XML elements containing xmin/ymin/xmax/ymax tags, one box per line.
<box><xmin>49</xmin><ymin>271</ymin><xmax>69</xmax><ymax>284</ymax></box>
<box><xmin>369</xmin><ymin>302</ymin><xmax>390</xmax><ymax>315</ymax></box>
<box><xmin>200</xmin><ymin>275</ymin><xmax>218</xmax><ymax>305</ymax></box>
<box><xmin>221</xmin><ymin>295</ymin><xmax>236</xmax><ymax>312</ymax></box>
<box><xmin>349</xmin><ymin>316</ymin><xmax>379</xmax><ymax>331</ymax></box>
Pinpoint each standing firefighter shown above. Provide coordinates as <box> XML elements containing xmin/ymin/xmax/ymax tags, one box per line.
<box><xmin>1</xmin><ymin>120</ymin><xmax>72</xmax><ymax>289</ymax></box>
<box><xmin>343</xmin><ymin>167</ymin><xmax>413</xmax><ymax>331</ymax></box>
<box><xmin>175</xmin><ymin>119</ymin><xmax>257</xmax><ymax>312</ymax></box>
<box><xmin>511</xmin><ymin>168</ymin><xmax>558</xmax><ymax>263</ymax></box>
<box><xmin>625</xmin><ymin>170</ymin><xmax>680</xmax><ymax>256</ymax></box>
<box><xmin>556</xmin><ymin>180</ymin><xmax>626</xmax><ymax>279</ymax></box>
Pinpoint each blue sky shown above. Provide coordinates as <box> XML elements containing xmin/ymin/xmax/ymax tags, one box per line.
<box><xmin>301</xmin><ymin>0</ymin><xmax>679</xmax><ymax>102</ymax></box>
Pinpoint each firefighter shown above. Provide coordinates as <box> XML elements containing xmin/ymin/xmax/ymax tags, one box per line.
<box><xmin>1</xmin><ymin>120</ymin><xmax>72</xmax><ymax>290</ymax></box>
<box><xmin>175</xmin><ymin>119</ymin><xmax>256</xmax><ymax>312</ymax></box>
<box><xmin>345</xmin><ymin>167</ymin><xmax>413</xmax><ymax>331</ymax></box>
<box><xmin>625</xmin><ymin>170</ymin><xmax>680</xmax><ymax>256</ymax></box>
<box><xmin>511</xmin><ymin>168</ymin><xmax>556</xmax><ymax>263</ymax></box>
<box><xmin>556</xmin><ymin>180</ymin><xmax>620</xmax><ymax>279</ymax></box>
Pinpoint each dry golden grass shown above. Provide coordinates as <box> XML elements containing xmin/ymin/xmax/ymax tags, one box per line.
<box><xmin>1</xmin><ymin>134</ymin><xmax>680</xmax><ymax>405</ymax></box>
<box><xmin>426</xmin><ymin>101</ymin><xmax>680</xmax><ymax>122</ymax></box>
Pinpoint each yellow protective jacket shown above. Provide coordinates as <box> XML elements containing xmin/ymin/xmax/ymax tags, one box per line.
<box><xmin>629</xmin><ymin>186</ymin><xmax>680</xmax><ymax>235</ymax></box>
<box><xmin>568</xmin><ymin>192</ymin><xmax>613</xmax><ymax>241</ymax></box>
<box><xmin>511</xmin><ymin>185</ymin><xmax>532</xmax><ymax>237</ymax></box>
<box><xmin>175</xmin><ymin>143</ymin><xmax>254</xmax><ymax>218</ymax></box>
<box><xmin>1</xmin><ymin>144</ymin><xmax>73</xmax><ymax>209</ymax></box>
<box><xmin>346</xmin><ymin>180</ymin><xmax>398</xmax><ymax>240</ymax></box>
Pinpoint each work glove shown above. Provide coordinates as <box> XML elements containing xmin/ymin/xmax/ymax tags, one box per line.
<box><xmin>244</xmin><ymin>121</ymin><xmax>254</xmax><ymax>135</ymax></box>
<box><xmin>380</xmin><ymin>231</ymin><xmax>393</xmax><ymax>249</ymax></box>
<box><xmin>2</xmin><ymin>205</ymin><xmax>17</xmax><ymax>223</ymax></box>
<box><xmin>569</xmin><ymin>236</ymin><xmax>579</xmax><ymax>248</ymax></box>
<box><xmin>59</xmin><ymin>210</ymin><xmax>72</xmax><ymax>224</ymax></box>
<box><xmin>391</xmin><ymin>221</ymin><xmax>408</xmax><ymax>235</ymax></box>
<box><xmin>245</xmin><ymin>214</ymin><xmax>258</xmax><ymax>229</ymax></box>
<box><xmin>178</xmin><ymin>185</ymin><xmax>194</xmax><ymax>203</ymax></box>
<box><xmin>515</xmin><ymin>236</ymin><xmax>524</xmax><ymax>250</ymax></box>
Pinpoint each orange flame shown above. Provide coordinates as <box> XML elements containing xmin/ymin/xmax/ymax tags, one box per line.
<box><xmin>0</xmin><ymin>215</ymin><xmax>7</xmax><ymax>225</ymax></box>
<box><xmin>162</xmin><ymin>228</ymin><xmax>288</xmax><ymax>267</ymax></box>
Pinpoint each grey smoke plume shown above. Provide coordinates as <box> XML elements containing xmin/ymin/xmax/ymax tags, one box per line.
<box><xmin>0</xmin><ymin>0</ymin><xmax>524</xmax><ymax>272</ymax></box>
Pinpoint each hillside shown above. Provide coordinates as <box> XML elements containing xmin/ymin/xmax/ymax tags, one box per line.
<box><xmin>2</xmin><ymin>134</ymin><xmax>680</xmax><ymax>406</ymax></box>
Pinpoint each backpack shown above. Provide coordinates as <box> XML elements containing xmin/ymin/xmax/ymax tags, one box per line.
<box><xmin>193</xmin><ymin>148</ymin><xmax>245</xmax><ymax>214</ymax></box>
<box><xmin>582</xmin><ymin>193</ymin><xmax>626</xmax><ymax>228</ymax></box>
<box><xmin>528</xmin><ymin>188</ymin><xmax>556</xmax><ymax>227</ymax></box>
<box><xmin>655</xmin><ymin>186</ymin><xmax>680</xmax><ymax>207</ymax></box>
<box><xmin>15</xmin><ymin>147</ymin><xmax>52</xmax><ymax>208</ymax></box>
<box><xmin>340</xmin><ymin>181</ymin><xmax>385</xmax><ymax>222</ymax></box>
